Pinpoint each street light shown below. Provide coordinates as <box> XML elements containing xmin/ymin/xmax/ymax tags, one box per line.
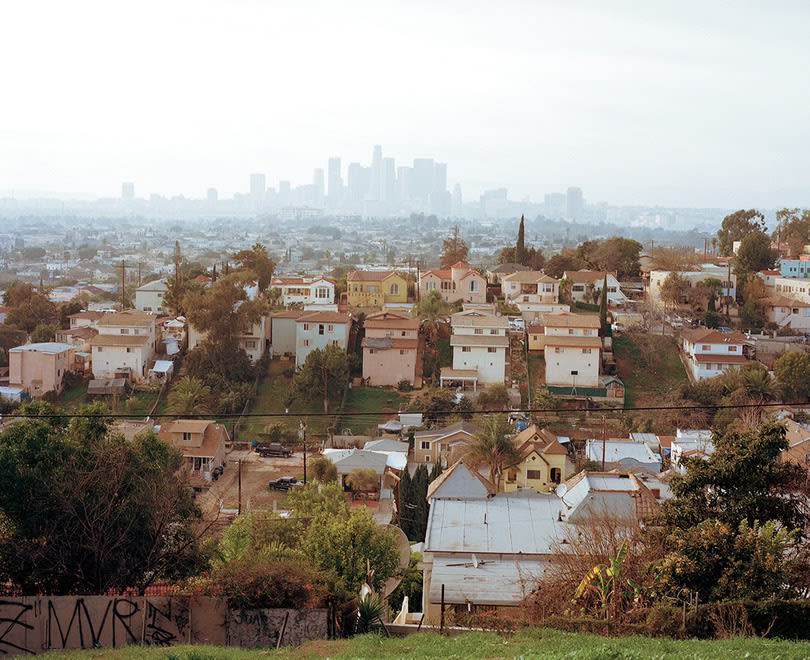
<box><xmin>299</xmin><ymin>420</ymin><xmax>308</xmax><ymax>484</ymax></box>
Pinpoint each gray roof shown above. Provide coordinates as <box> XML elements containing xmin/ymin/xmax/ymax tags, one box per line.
<box><xmin>10</xmin><ymin>342</ymin><xmax>73</xmax><ymax>354</ymax></box>
<box><xmin>415</xmin><ymin>420</ymin><xmax>481</xmax><ymax>440</ymax></box>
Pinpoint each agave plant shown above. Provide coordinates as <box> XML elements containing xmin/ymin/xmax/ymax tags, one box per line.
<box><xmin>356</xmin><ymin>593</ymin><xmax>386</xmax><ymax>635</ymax></box>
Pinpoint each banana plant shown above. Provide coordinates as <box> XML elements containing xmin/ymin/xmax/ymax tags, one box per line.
<box><xmin>574</xmin><ymin>540</ymin><xmax>629</xmax><ymax>620</ymax></box>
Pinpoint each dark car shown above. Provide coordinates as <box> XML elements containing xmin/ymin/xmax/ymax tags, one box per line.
<box><xmin>256</xmin><ymin>443</ymin><xmax>293</xmax><ymax>458</ymax></box>
<box><xmin>268</xmin><ymin>476</ymin><xmax>302</xmax><ymax>491</ymax></box>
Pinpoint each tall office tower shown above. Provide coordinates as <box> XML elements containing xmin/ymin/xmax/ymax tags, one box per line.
<box><xmin>368</xmin><ymin>144</ymin><xmax>382</xmax><ymax>200</ymax></box>
<box><xmin>121</xmin><ymin>182</ymin><xmax>134</xmax><ymax>199</ymax></box>
<box><xmin>207</xmin><ymin>187</ymin><xmax>218</xmax><ymax>203</ymax></box>
<box><xmin>250</xmin><ymin>173</ymin><xmax>266</xmax><ymax>201</ymax></box>
<box><xmin>278</xmin><ymin>180</ymin><xmax>291</xmax><ymax>205</ymax></box>
<box><xmin>412</xmin><ymin>158</ymin><xmax>435</xmax><ymax>203</ymax></box>
<box><xmin>566</xmin><ymin>186</ymin><xmax>584</xmax><ymax>221</ymax></box>
<box><xmin>313</xmin><ymin>168</ymin><xmax>325</xmax><ymax>204</ymax></box>
<box><xmin>396</xmin><ymin>165</ymin><xmax>413</xmax><ymax>201</ymax></box>
<box><xmin>544</xmin><ymin>192</ymin><xmax>566</xmax><ymax>217</ymax></box>
<box><xmin>327</xmin><ymin>157</ymin><xmax>343</xmax><ymax>203</ymax></box>
<box><xmin>430</xmin><ymin>162</ymin><xmax>451</xmax><ymax>215</ymax></box>
<box><xmin>380</xmin><ymin>157</ymin><xmax>396</xmax><ymax>203</ymax></box>
<box><xmin>452</xmin><ymin>183</ymin><xmax>463</xmax><ymax>215</ymax></box>
<box><xmin>432</xmin><ymin>162</ymin><xmax>448</xmax><ymax>194</ymax></box>
<box><xmin>347</xmin><ymin>162</ymin><xmax>372</xmax><ymax>202</ymax></box>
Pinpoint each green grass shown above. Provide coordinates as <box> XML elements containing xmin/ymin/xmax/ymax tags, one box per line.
<box><xmin>58</xmin><ymin>383</ymin><xmax>88</xmax><ymax>409</ymax></box>
<box><xmin>614</xmin><ymin>332</ymin><xmax>688</xmax><ymax>409</ymax></box>
<box><xmin>527</xmin><ymin>351</ymin><xmax>546</xmax><ymax>400</ymax></box>
<box><xmin>338</xmin><ymin>386</ymin><xmax>406</xmax><ymax>436</ymax></box>
<box><xmin>39</xmin><ymin>628</ymin><xmax>810</xmax><ymax>659</ymax></box>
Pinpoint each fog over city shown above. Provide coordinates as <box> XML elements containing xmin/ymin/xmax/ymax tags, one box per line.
<box><xmin>3</xmin><ymin>1</ymin><xmax>810</xmax><ymax>209</ymax></box>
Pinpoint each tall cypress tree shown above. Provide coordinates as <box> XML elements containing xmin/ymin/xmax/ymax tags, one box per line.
<box><xmin>413</xmin><ymin>464</ymin><xmax>430</xmax><ymax>542</ymax></box>
<box><xmin>599</xmin><ymin>274</ymin><xmax>609</xmax><ymax>335</ymax></box>
<box><xmin>429</xmin><ymin>460</ymin><xmax>443</xmax><ymax>483</ymax></box>
<box><xmin>398</xmin><ymin>467</ymin><xmax>414</xmax><ymax>539</ymax></box>
<box><xmin>515</xmin><ymin>214</ymin><xmax>526</xmax><ymax>265</ymax></box>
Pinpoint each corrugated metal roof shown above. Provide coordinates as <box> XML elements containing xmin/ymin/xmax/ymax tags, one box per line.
<box><xmin>428</xmin><ymin>557</ymin><xmax>551</xmax><ymax>606</ymax></box>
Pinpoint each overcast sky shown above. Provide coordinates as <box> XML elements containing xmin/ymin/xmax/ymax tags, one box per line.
<box><xmin>3</xmin><ymin>0</ymin><xmax>809</xmax><ymax>207</ymax></box>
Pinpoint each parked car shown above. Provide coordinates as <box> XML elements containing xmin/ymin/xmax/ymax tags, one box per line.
<box><xmin>256</xmin><ymin>443</ymin><xmax>293</xmax><ymax>458</ymax></box>
<box><xmin>268</xmin><ymin>476</ymin><xmax>303</xmax><ymax>491</ymax></box>
<box><xmin>508</xmin><ymin>316</ymin><xmax>525</xmax><ymax>331</ymax></box>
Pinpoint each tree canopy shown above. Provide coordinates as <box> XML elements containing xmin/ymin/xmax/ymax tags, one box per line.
<box><xmin>291</xmin><ymin>344</ymin><xmax>349</xmax><ymax>414</ymax></box>
<box><xmin>717</xmin><ymin>209</ymin><xmax>766</xmax><ymax>256</ymax></box>
<box><xmin>439</xmin><ymin>225</ymin><xmax>469</xmax><ymax>268</ymax></box>
<box><xmin>231</xmin><ymin>242</ymin><xmax>276</xmax><ymax>292</ymax></box>
<box><xmin>464</xmin><ymin>414</ymin><xmax>519</xmax><ymax>491</ymax></box>
<box><xmin>576</xmin><ymin>237</ymin><xmax>642</xmax><ymax>278</ymax></box>
<box><xmin>3</xmin><ymin>281</ymin><xmax>57</xmax><ymax>333</ymax></box>
<box><xmin>773</xmin><ymin>207</ymin><xmax>810</xmax><ymax>258</ymax></box>
<box><xmin>734</xmin><ymin>231</ymin><xmax>777</xmax><ymax>274</ymax></box>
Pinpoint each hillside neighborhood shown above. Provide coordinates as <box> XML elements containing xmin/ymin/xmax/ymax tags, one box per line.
<box><xmin>1</xmin><ymin>210</ymin><xmax>810</xmax><ymax>650</ymax></box>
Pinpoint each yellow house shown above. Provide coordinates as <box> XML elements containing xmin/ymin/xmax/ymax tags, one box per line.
<box><xmin>504</xmin><ymin>424</ymin><xmax>570</xmax><ymax>492</ymax></box>
<box><xmin>344</xmin><ymin>270</ymin><xmax>408</xmax><ymax>308</ymax></box>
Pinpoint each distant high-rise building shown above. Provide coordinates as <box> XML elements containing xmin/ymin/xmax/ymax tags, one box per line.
<box><xmin>347</xmin><ymin>163</ymin><xmax>371</xmax><ymax>203</ymax></box>
<box><xmin>207</xmin><ymin>188</ymin><xmax>218</xmax><ymax>203</ymax></box>
<box><xmin>566</xmin><ymin>187</ymin><xmax>583</xmax><ymax>221</ymax></box>
<box><xmin>278</xmin><ymin>180</ymin><xmax>291</xmax><ymax>205</ymax></box>
<box><xmin>452</xmin><ymin>183</ymin><xmax>463</xmax><ymax>215</ymax></box>
<box><xmin>432</xmin><ymin>163</ymin><xmax>447</xmax><ymax>194</ymax></box>
<box><xmin>313</xmin><ymin>168</ymin><xmax>325</xmax><ymax>205</ymax></box>
<box><xmin>327</xmin><ymin>157</ymin><xmax>343</xmax><ymax>203</ymax></box>
<box><xmin>544</xmin><ymin>193</ymin><xmax>566</xmax><ymax>217</ymax></box>
<box><xmin>250</xmin><ymin>173</ymin><xmax>266</xmax><ymax>201</ymax></box>
<box><xmin>368</xmin><ymin>145</ymin><xmax>382</xmax><ymax>200</ymax></box>
<box><xmin>412</xmin><ymin>158</ymin><xmax>434</xmax><ymax>203</ymax></box>
<box><xmin>396</xmin><ymin>166</ymin><xmax>413</xmax><ymax>201</ymax></box>
<box><xmin>380</xmin><ymin>157</ymin><xmax>395</xmax><ymax>203</ymax></box>
<box><xmin>121</xmin><ymin>182</ymin><xmax>134</xmax><ymax>199</ymax></box>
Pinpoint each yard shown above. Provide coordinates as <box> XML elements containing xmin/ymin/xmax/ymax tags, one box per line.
<box><xmin>57</xmin><ymin>383</ymin><xmax>160</xmax><ymax>416</ymax></box>
<box><xmin>336</xmin><ymin>386</ymin><xmax>408</xmax><ymax>436</ymax></box>
<box><xmin>613</xmin><ymin>332</ymin><xmax>688</xmax><ymax>409</ymax></box>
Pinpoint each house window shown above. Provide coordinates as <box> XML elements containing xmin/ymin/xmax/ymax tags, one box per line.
<box><xmin>245</xmin><ymin>340</ymin><xmax>256</xmax><ymax>349</ymax></box>
<box><xmin>97</xmin><ymin>347</ymin><xmax>103</xmax><ymax>353</ymax></box>
<box><xmin>328</xmin><ymin>324</ymin><xmax>334</xmax><ymax>332</ymax></box>
<box><xmin>469</xmin><ymin>280</ymin><xmax>478</xmax><ymax>292</ymax></box>
<box><xmin>507</xmin><ymin>469</ymin><xmax>517</xmax><ymax>483</ymax></box>
<box><xmin>462</xmin><ymin>346</ymin><xmax>471</xmax><ymax>352</ymax></box>
<box><xmin>319</xmin><ymin>324</ymin><xmax>325</xmax><ymax>335</ymax></box>
<box><xmin>475</xmin><ymin>328</ymin><xmax>483</xmax><ymax>334</ymax></box>
<box><xmin>400</xmin><ymin>349</ymin><xmax>407</xmax><ymax>355</ymax></box>
<box><xmin>390</xmin><ymin>283</ymin><xmax>399</xmax><ymax>295</ymax></box>
<box><xmin>550</xmin><ymin>467</ymin><xmax>561</xmax><ymax>484</ymax></box>
<box><xmin>427</xmin><ymin>281</ymin><xmax>436</xmax><ymax>291</ymax></box>
<box><xmin>527</xmin><ymin>469</ymin><xmax>543</xmax><ymax>480</ymax></box>
<box><xmin>369</xmin><ymin>348</ymin><xmax>374</xmax><ymax>354</ymax></box>
<box><xmin>701</xmin><ymin>345</ymin><xmax>710</xmax><ymax>350</ymax></box>
<box><xmin>488</xmin><ymin>347</ymin><xmax>497</xmax><ymax>353</ymax></box>
<box><xmin>728</xmin><ymin>346</ymin><xmax>737</xmax><ymax>352</ymax></box>
<box><xmin>554</xmin><ymin>347</ymin><xmax>563</xmax><ymax>354</ymax></box>
<box><xmin>420</xmin><ymin>441</ymin><xmax>431</xmax><ymax>449</ymax></box>
<box><xmin>120</xmin><ymin>329</ymin><xmax>129</xmax><ymax>334</ymax></box>
<box><xmin>331</xmin><ymin>340</ymin><xmax>339</xmax><ymax>346</ymax></box>
<box><xmin>303</xmin><ymin>323</ymin><xmax>310</xmax><ymax>331</ymax></box>
<box><xmin>425</xmin><ymin>455</ymin><xmax>432</xmax><ymax>462</ymax></box>
<box><xmin>490</xmin><ymin>329</ymin><xmax>497</xmax><ymax>334</ymax></box>
<box><xmin>568</xmin><ymin>329</ymin><xmax>574</xmax><ymax>335</ymax></box>
<box><xmin>582</xmin><ymin>348</ymin><xmax>592</xmax><ymax>354</ymax></box>
<box><xmin>182</xmin><ymin>432</ymin><xmax>192</xmax><ymax>441</ymax></box>
<box><xmin>126</xmin><ymin>347</ymin><xmax>132</xmax><ymax>353</ymax></box>
<box><xmin>401</xmin><ymin>331</ymin><xmax>407</xmax><ymax>336</ymax></box>
<box><xmin>303</xmin><ymin>339</ymin><xmax>310</xmax><ymax>347</ymax></box>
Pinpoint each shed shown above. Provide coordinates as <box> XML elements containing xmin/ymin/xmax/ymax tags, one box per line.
<box><xmin>87</xmin><ymin>379</ymin><xmax>127</xmax><ymax>396</ymax></box>
<box><xmin>149</xmin><ymin>360</ymin><xmax>175</xmax><ymax>382</ymax></box>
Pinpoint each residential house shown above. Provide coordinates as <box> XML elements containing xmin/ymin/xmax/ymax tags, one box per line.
<box><xmin>764</xmin><ymin>294</ymin><xmax>810</xmax><ymax>330</ymax></box>
<box><xmin>361</xmin><ymin>311</ymin><xmax>422</xmax><ymax>388</ymax></box>
<box><xmin>9</xmin><ymin>342</ymin><xmax>75</xmax><ymax>397</ymax></box>
<box><xmin>501</xmin><ymin>272</ymin><xmax>562</xmax><ymax>319</ymax></box>
<box><xmin>134</xmin><ymin>279</ymin><xmax>169</xmax><ymax>314</ymax></box>
<box><xmin>270</xmin><ymin>275</ymin><xmax>336</xmax><ymax>307</ymax></box>
<box><xmin>421</xmin><ymin>463</ymin><xmax>661</xmax><ymax>621</ymax></box>
<box><xmin>680</xmin><ymin>328</ymin><xmax>749</xmax><ymax>381</ymax></box>
<box><xmin>485</xmin><ymin>263</ymin><xmax>530</xmax><ymax>285</ymax></box>
<box><xmin>584</xmin><ymin>439</ymin><xmax>662</xmax><ymax>473</ymax></box>
<box><xmin>295</xmin><ymin>310</ymin><xmax>352</xmax><ymax>367</ymax></box>
<box><xmin>188</xmin><ymin>311</ymin><xmax>271</xmax><ymax>364</ymax></box>
<box><xmin>564</xmin><ymin>270</ymin><xmax>627</xmax><ymax>305</ymax></box>
<box><xmin>322</xmin><ymin>447</ymin><xmax>406</xmax><ymax>498</ymax></box>
<box><xmin>504</xmin><ymin>425</ymin><xmax>570</xmax><ymax>492</ymax></box>
<box><xmin>670</xmin><ymin>429</ymin><xmax>714</xmax><ymax>473</ymax></box>
<box><xmin>344</xmin><ymin>270</ymin><xmax>408</xmax><ymax>308</ymax></box>
<box><xmin>541</xmin><ymin>312</ymin><xmax>602</xmax><ymax>390</ymax></box>
<box><xmin>158</xmin><ymin>419</ymin><xmax>228</xmax><ymax>484</ymax></box>
<box><xmin>778</xmin><ymin>257</ymin><xmax>810</xmax><ymax>279</ymax></box>
<box><xmin>55</xmin><ymin>325</ymin><xmax>98</xmax><ymax>352</ymax></box>
<box><xmin>781</xmin><ymin>418</ymin><xmax>810</xmax><ymax>472</ymax></box>
<box><xmin>270</xmin><ymin>310</ymin><xmax>306</xmax><ymax>356</ymax></box>
<box><xmin>443</xmin><ymin>309</ymin><xmax>509</xmax><ymax>390</ymax></box>
<box><xmin>413</xmin><ymin>420</ymin><xmax>482</xmax><ymax>465</ymax></box>
<box><xmin>418</xmin><ymin>262</ymin><xmax>487</xmax><ymax>305</ymax></box>
<box><xmin>90</xmin><ymin>310</ymin><xmax>159</xmax><ymax>382</ymax></box>
<box><xmin>648</xmin><ymin>266</ymin><xmax>736</xmax><ymax>304</ymax></box>
<box><xmin>771</xmin><ymin>276</ymin><xmax>810</xmax><ymax>305</ymax></box>
<box><xmin>68</xmin><ymin>310</ymin><xmax>105</xmax><ymax>329</ymax></box>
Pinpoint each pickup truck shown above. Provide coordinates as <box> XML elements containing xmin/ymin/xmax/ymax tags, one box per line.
<box><xmin>255</xmin><ymin>443</ymin><xmax>293</xmax><ymax>458</ymax></box>
<box><xmin>268</xmin><ymin>476</ymin><xmax>303</xmax><ymax>491</ymax></box>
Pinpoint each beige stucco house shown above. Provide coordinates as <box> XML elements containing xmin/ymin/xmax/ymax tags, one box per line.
<box><xmin>9</xmin><ymin>342</ymin><xmax>76</xmax><ymax>397</ymax></box>
<box><xmin>418</xmin><ymin>262</ymin><xmax>487</xmax><ymax>304</ymax></box>
<box><xmin>361</xmin><ymin>311</ymin><xmax>422</xmax><ymax>387</ymax></box>
<box><xmin>158</xmin><ymin>419</ymin><xmax>229</xmax><ymax>485</ymax></box>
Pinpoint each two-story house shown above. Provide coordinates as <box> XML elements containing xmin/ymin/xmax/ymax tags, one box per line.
<box><xmin>90</xmin><ymin>310</ymin><xmax>159</xmax><ymax>382</ymax></box>
<box><xmin>764</xmin><ymin>293</ymin><xmax>810</xmax><ymax>331</ymax></box>
<box><xmin>270</xmin><ymin>310</ymin><xmax>306</xmax><ymax>356</ymax></box>
<box><xmin>541</xmin><ymin>312</ymin><xmax>602</xmax><ymax>389</ymax></box>
<box><xmin>418</xmin><ymin>262</ymin><xmax>487</xmax><ymax>305</ymax></box>
<box><xmin>344</xmin><ymin>271</ymin><xmax>408</xmax><ymax>308</ymax></box>
<box><xmin>443</xmin><ymin>309</ymin><xmax>509</xmax><ymax>389</ymax></box>
<box><xmin>501</xmin><ymin>271</ymin><xmax>567</xmax><ymax>318</ymax></box>
<box><xmin>413</xmin><ymin>420</ymin><xmax>481</xmax><ymax>465</ymax></box>
<box><xmin>504</xmin><ymin>424</ymin><xmax>570</xmax><ymax>492</ymax></box>
<box><xmin>295</xmin><ymin>310</ymin><xmax>352</xmax><ymax>367</ymax></box>
<box><xmin>361</xmin><ymin>311</ymin><xmax>422</xmax><ymax>387</ymax></box>
<box><xmin>270</xmin><ymin>275</ymin><xmax>336</xmax><ymax>307</ymax></box>
<box><xmin>67</xmin><ymin>310</ymin><xmax>105</xmax><ymax>329</ymax></box>
<box><xmin>157</xmin><ymin>419</ymin><xmax>228</xmax><ymax>484</ymax></box>
<box><xmin>564</xmin><ymin>270</ymin><xmax>627</xmax><ymax>305</ymax></box>
<box><xmin>9</xmin><ymin>342</ymin><xmax>75</xmax><ymax>397</ymax></box>
<box><xmin>134</xmin><ymin>279</ymin><xmax>169</xmax><ymax>314</ymax></box>
<box><xmin>680</xmin><ymin>328</ymin><xmax>749</xmax><ymax>381</ymax></box>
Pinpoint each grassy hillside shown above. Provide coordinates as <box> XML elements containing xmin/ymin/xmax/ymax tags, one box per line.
<box><xmin>614</xmin><ymin>332</ymin><xmax>688</xmax><ymax>408</ymax></box>
<box><xmin>40</xmin><ymin>628</ymin><xmax>810</xmax><ymax>659</ymax></box>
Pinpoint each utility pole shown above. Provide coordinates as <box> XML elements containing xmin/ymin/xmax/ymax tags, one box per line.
<box><xmin>601</xmin><ymin>415</ymin><xmax>607</xmax><ymax>471</ymax></box>
<box><xmin>121</xmin><ymin>260</ymin><xmax>126</xmax><ymax>309</ymax></box>
<box><xmin>300</xmin><ymin>420</ymin><xmax>308</xmax><ymax>484</ymax></box>
<box><xmin>237</xmin><ymin>459</ymin><xmax>242</xmax><ymax>515</ymax></box>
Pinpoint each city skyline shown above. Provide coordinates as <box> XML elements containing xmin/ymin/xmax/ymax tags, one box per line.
<box><xmin>3</xmin><ymin>1</ymin><xmax>810</xmax><ymax>208</ymax></box>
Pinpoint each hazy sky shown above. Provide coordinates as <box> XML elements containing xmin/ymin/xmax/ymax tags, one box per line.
<box><xmin>3</xmin><ymin>1</ymin><xmax>810</xmax><ymax>207</ymax></box>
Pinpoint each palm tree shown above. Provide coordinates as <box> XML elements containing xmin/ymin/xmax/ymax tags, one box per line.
<box><xmin>742</xmin><ymin>366</ymin><xmax>778</xmax><ymax>403</ymax></box>
<box><xmin>464</xmin><ymin>415</ymin><xmax>520</xmax><ymax>492</ymax></box>
<box><xmin>167</xmin><ymin>376</ymin><xmax>212</xmax><ymax>415</ymax></box>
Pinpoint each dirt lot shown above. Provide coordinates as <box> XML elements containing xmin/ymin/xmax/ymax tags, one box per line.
<box><xmin>195</xmin><ymin>449</ymin><xmax>307</xmax><ymax>521</ymax></box>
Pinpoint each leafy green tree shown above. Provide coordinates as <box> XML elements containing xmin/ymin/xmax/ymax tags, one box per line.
<box><xmin>0</xmin><ymin>324</ymin><xmax>27</xmax><ymax>366</ymax></box>
<box><xmin>58</xmin><ymin>298</ymin><xmax>85</xmax><ymax>329</ymax></box>
<box><xmin>387</xmin><ymin>552</ymin><xmax>423</xmax><ymax>611</ymax></box>
<box><xmin>774</xmin><ymin>351</ymin><xmax>810</xmax><ymax>401</ymax></box>
<box><xmin>717</xmin><ymin>209</ymin><xmax>766</xmax><ymax>256</ymax></box>
<box><xmin>232</xmin><ymin>242</ymin><xmax>276</xmax><ymax>292</ymax></box>
<box><xmin>30</xmin><ymin>322</ymin><xmax>59</xmax><ymax>343</ymax></box>
<box><xmin>599</xmin><ymin>274</ymin><xmax>608</xmax><ymax>334</ymax></box>
<box><xmin>773</xmin><ymin>207</ymin><xmax>810</xmax><ymax>258</ymax></box>
<box><xmin>291</xmin><ymin>345</ymin><xmax>349</xmax><ymax>414</ymax></box>
<box><xmin>309</xmin><ymin>455</ymin><xmax>338</xmax><ymax>483</ymax></box>
<box><xmin>734</xmin><ymin>231</ymin><xmax>778</xmax><ymax>275</ymax></box>
<box><xmin>345</xmin><ymin>467</ymin><xmax>379</xmax><ymax>493</ymax></box>
<box><xmin>475</xmin><ymin>383</ymin><xmax>511</xmax><ymax>411</ymax></box>
<box><xmin>185</xmin><ymin>341</ymin><xmax>255</xmax><ymax>384</ymax></box>
<box><xmin>0</xmin><ymin>402</ymin><xmax>204</xmax><ymax>594</ymax></box>
<box><xmin>4</xmin><ymin>281</ymin><xmax>57</xmax><ymax>333</ymax></box>
<box><xmin>659</xmin><ymin>272</ymin><xmax>689</xmax><ymax>309</ymax></box>
<box><xmin>409</xmin><ymin>387</ymin><xmax>457</xmax><ymax>425</ymax></box>
<box><xmin>167</xmin><ymin>376</ymin><xmax>212</xmax><ymax>415</ymax></box>
<box><xmin>577</xmin><ymin>237</ymin><xmax>642</xmax><ymax>278</ymax></box>
<box><xmin>464</xmin><ymin>414</ymin><xmax>520</xmax><ymax>491</ymax></box>
<box><xmin>416</xmin><ymin>290</ymin><xmax>449</xmax><ymax>385</ymax></box>
<box><xmin>544</xmin><ymin>250</ymin><xmax>585</xmax><ymax>279</ymax></box>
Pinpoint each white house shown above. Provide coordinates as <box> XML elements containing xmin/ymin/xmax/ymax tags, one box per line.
<box><xmin>134</xmin><ymin>279</ymin><xmax>169</xmax><ymax>314</ymax></box>
<box><xmin>563</xmin><ymin>270</ymin><xmax>627</xmax><ymax>305</ymax></box>
<box><xmin>671</xmin><ymin>429</ymin><xmax>715</xmax><ymax>474</ymax></box>
<box><xmin>764</xmin><ymin>294</ymin><xmax>810</xmax><ymax>331</ymax></box>
<box><xmin>501</xmin><ymin>271</ymin><xmax>567</xmax><ymax>319</ymax></box>
<box><xmin>188</xmin><ymin>313</ymin><xmax>271</xmax><ymax>364</ymax></box>
<box><xmin>772</xmin><ymin>276</ymin><xmax>810</xmax><ymax>305</ymax></box>
<box><xmin>270</xmin><ymin>275</ymin><xmax>336</xmax><ymax>307</ymax></box>
<box><xmin>585</xmin><ymin>439</ymin><xmax>662</xmax><ymax>473</ymax></box>
<box><xmin>648</xmin><ymin>265</ymin><xmax>736</xmax><ymax>304</ymax></box>
<box><xmin>295</xmin><ymin>310</ymin><xmax>351</xmax><ymax>367</ymax></box>
<box><xmin>443</xmin><ymin>309</ymin><xmax>509</xmax><ymax>389</ymax></box>
<box><xmin>541</xmin><ymin>312</ymin><xmax>602</xmax><ymax>389</ymax></box>
<box><xmin>680</xmin><ymin>328</ymin><xmax>749</xmax><ymax>381</ymax></box>
<box><xmin>90</xmin><ymin>310</ymin><xmax>159</xmax><ymax>382</ymax></box>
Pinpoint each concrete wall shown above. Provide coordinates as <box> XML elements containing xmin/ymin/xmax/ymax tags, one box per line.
<box><xmin>0</xmin><ymin>596</ymin><xmax>328</xmax><ymax>655</ymax></box>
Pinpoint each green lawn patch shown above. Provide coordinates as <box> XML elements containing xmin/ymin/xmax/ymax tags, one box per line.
<box><xmin>614</xmin><ymin>332</ymin><xmax>688</xmax><ymax>409</ymax></box>
<box><xmin>39</xmin><ymin>628</ymin><xmax>810</xmax><ymax>659</ymax></box>
<box><xmin>527</xmin><ymin>351</ymin><xmax>546</xmax><ymax>399</ymax></box>
<box><xmin>338</xmin><ymin>386</ymin><xmax>406</xmax><ymax>436</ymax></box>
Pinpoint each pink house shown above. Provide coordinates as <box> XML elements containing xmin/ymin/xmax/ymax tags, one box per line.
<box><xmin>418</xmin><ymin>261</ymin><xmax>487</xmax><ymax>304</ymax></box>
<box><xmin>361</xmin><ymin>311</ymin><xmax>423</xmax><ymax>388</ymax></box>
<box><xmin>9</xmin><ymin>342</ymin><xmax>76</xmax><ymax>397</ymax></box>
